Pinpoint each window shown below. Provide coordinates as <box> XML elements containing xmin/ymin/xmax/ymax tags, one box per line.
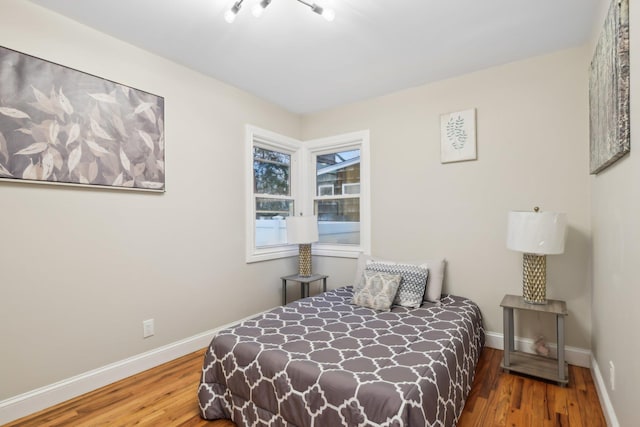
<box><xmin>342</xmin><ymin>183</ymin><xmax>360</xmax><ymax>194</ymax></box>
<box><xmin>246</xmin><ymin>126</ymin><xmax>369</xmax><ymax>262</ymax></box>
<box><xmin>314</xmin><ymin>149</ymin><xmax>361</xmax><ymax>245</ymax></box>
<box><xmin>318</xmin><ymin>184</ymin><xmax>334</xmax><ymax>196</ymax></box>
<box><xmin>246</xmin><ymin>126</ymin><xmax>301</xmax><ymax>263</ymax></box>
<box><xmin>253</xmin><ymin>146</ymin><xmax>294</xmax><ymax>248</ymax></box>
<box><xmin>307</xmin><ymin>131</ymin><xmax>370</xmax><ymax>258</ymax></box>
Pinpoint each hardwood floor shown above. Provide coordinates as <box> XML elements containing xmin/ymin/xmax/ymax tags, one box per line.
<box><xmin>457</xmin><ymin>348</ymin><xmax>606</xmax><ymax>427</ymax></box>
<box><xmin>5</xmin><ymin>347</ymin><xmax>606</xmax><ymax>426</ymax></box>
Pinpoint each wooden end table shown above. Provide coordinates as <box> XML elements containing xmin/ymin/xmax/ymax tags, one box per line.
<box><xmin>500</xmin><ymin>294</ymin><xmax>569</xmax><ymax>386</ymax></box>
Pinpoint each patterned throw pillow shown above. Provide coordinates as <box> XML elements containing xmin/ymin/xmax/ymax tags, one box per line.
<box><xmin>366</xmin><ymin>261</ymin><xmax>429</xmax><ymax>308</ymax></box>
<box><xmin>351</xmin><ymin>270</ymin><xmax>402</xmax><ymax>311</ymax></box>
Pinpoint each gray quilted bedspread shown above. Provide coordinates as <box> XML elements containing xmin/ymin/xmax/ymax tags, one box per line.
<box><xmin>198</xmin><ymin>286</ymin><xmax>484</xmax><ymax>427</ymax></box>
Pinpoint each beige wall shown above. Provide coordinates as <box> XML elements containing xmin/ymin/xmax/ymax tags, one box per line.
<box><xmin>590</xmin><ymin>0</ymin><xmax>640</xmax><ymax>425</ymax></box>
<box><xmin>0</xmin><ymin>0</ymin><xmax>301</xmax><ymax>399</ymax></box>
<box><xmin>302</xmin><ymin>47</ymin><xmax>592</xmax><ymax>350</ymax></box>
<box><xmin>0</xmin><ymin>0</ymin><xmax>601</xmax><ymax>412</ymax></box>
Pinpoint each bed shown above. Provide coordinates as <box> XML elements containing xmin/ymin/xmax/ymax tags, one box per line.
<box><xmin>198</xmin><ymin>284</ymin><xmax>484</xmax><ymax>426</ymax></box>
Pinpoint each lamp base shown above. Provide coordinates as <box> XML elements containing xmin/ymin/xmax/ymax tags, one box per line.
<box><xmin>298</xmin><ymin>243</ymin><xmax>312</xmax><ymax>277</ymax></box>
<box><xmin>523</xmin><ymin>253</ymin><xmax>546</xmax><ymax>304</ymax></box>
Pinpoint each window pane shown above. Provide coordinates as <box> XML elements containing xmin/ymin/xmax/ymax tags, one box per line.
<box><xmin>315</xmin><ymin>198</ymin><xmax>360</xmax><ymax>244</ymax></box>
<box><xmin>256</xmin><ymin>198</ymin><xmax>294</xmax><ymax>219</ymax></box>
<box><xmin>316</xmin><ymin>149</ymin><xmax>360</xmax><ymax>196</ymax></box>
<box><xmin>254</xmin><ymin>147</ymin><xmax>290</xmax><ymax>196</ymax></box>
<box><xmin>254</xmin><ymin>147</ymin><xmax>290</xmax><ymax>165</ymax></box>
<box><xmin>255</xmin><ymin>198</ymin><xmax>293</xmax><ymax>247</ymax></box>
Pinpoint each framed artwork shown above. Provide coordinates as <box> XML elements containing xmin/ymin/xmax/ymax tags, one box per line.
<box><xmin>440</xmin><ymin>108</ymin><xmax>476</xmax><ymax>163</ymax></box>
<box><xmin>0</xmin><ymin>46</ymin><xmax>165</xmax><ymax>191</ymax></box>
<box><xmin>589</xmin><ymin>0</ymin><xmax>630</xmax><ymax>175</ymax></box>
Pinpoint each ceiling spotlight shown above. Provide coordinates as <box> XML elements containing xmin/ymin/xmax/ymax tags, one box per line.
<box><xmin>309</xmin><ymin>3</ymin><xmax>335</xmax><ymax>22</ymax></box>
<box><xmin>224</xmin><ymin>0</ymin><xmax>244</xmax><ymax>23</ymax></box>
<box><xmin>225</xmin><ymin>0</ymin><xmax>335</xmax><ymax>23</ymax></box>
<box><xmin>252</xmin><ymin>0</ymin><xmax>272</xmax><ymax>17</ymax></box>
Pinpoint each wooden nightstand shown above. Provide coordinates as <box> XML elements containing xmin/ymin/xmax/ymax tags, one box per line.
<box><xmin>280</xmin><ymin>274</ymin><xmax>328</xmax><ymax>305</ymax></box>
<box><xmin>500</xmin><ymin>294</ymin><xmax>569</xmax><ymax>386</ymax></box>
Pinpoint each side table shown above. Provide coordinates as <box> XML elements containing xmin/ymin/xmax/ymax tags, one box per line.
<box><xmin>500</xmin><ymin>294</ymin><xmax>569</xmax><ymax>386</ymax></box>
<box><xmin>281</xmin><ymin>274</ymin><xmax>328</xmax><ymax>305</ymax></box>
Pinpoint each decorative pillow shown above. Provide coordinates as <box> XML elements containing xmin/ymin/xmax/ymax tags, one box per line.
<box><xmin>352</xmin><ymin>253</ymin><xmax>446</xmax><ymax>303</ymax></box>
<box><xmin>352</xmin><ymin>253</ymin><xmax>373</xmax><ymax>286</ymax></box>
<box><xmin>351</xmin><ymin>270</ymin><xmax>402</xmax><ymax>311</ymax></box>
<box><xmin>366</xmin><ymin>261</ymin><xmax>428</xmax><ymax>309</ymax></box>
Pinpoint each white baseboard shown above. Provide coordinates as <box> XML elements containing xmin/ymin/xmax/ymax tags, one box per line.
<box><xmin>484</xmin><ymin>331</ymin><xmax>591</xmax><ymax>368</ymax></box>
<box><xmin>590</xmin><ymin>355</ymin><xmax>619</xmax><ymax>427</ymax></box>
<box><xmin>0</xmin><ymin>308</ymin><xmax>273</xmax><ymax>425</ymax></box>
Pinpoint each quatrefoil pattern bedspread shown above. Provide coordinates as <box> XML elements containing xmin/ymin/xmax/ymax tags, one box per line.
<box><xmin>198</xmin><ymin>286</ymin><xmax>484</xmax><ymax>427</ymax></box>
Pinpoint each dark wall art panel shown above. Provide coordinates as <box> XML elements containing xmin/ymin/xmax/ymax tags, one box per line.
<box><xmin>589</xmin><ymin>0</ymin><xmax>630</xmax><ymax>175</ymax></box>
<box><xmin>0</xmin><ymin>46</ymin><xmax>165</xmax><ymax>191</ymax></box>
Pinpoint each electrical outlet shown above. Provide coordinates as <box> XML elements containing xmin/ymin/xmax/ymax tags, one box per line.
<box><xmin>609</xmin><ymin>360</ymin><xmax>615</xmax><ymax>391</ymax></box>
<box><xmin>143</xmin><ymin>319</ymin><xmax>154</xmax><ymax>338</ymax></box>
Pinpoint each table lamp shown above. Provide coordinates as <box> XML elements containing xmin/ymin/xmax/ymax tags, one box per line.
<box><xmin>506</xmin><ymin>207</ymin><xmax>567</xmax><ymax>304</ymax></box>
<box><xmin>286</xmin><ymin>215</ymin><xmax>319</xmax><ymax>277</ymax></box>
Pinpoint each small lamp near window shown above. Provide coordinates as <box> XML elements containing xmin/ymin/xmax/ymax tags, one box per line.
<box><xmin>507</xmin><ymin>207</ymin><xmax>567</xmax><ymax>304</ymax></box>
<box><xmin>286</xmin><ymin>215</ymin><xmax>319</xmax><ymax>277</ymax></box>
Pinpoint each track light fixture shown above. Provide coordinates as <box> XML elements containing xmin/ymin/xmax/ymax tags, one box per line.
<box><xmin>225</xmin><ymin>0</ymin><xmax>335</xmax><ymax>23</ymax></box>
<box><xmin>300</xmin><ymin>0</ymin><xmax>335</xmax><ymax>21</ymax></box>
<box><xmin>224</xmin><ymin>0</ymin><xmax>244</xmax><ymax>23</ymax></box>
<box><xmin>252</xmin><ymin>0</ymin><xmax>272</xmax><ymax>17</ymax></box>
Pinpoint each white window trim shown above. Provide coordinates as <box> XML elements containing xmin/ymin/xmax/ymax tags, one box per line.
<box><xmin>245</xmin><ymin>125</ymin><xmax>302</xmax><ymax>263</ymax></box>
<box><xmin>305</xmin><ymin>130</ymin><xmax>371</xmax><ymax>259</ymax></box>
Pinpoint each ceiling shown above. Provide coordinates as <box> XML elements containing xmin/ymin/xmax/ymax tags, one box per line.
<box><xmin>29</xmin><ymin>0</ymin><xmax>601</xmax><ymax>114</ymax></box>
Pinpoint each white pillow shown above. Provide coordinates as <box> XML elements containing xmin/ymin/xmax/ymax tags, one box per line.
<box><xmin>419</xmin><ymin>258</ymin><xmax>446</xmax><ymax>303</ymax></box>
<box><xmin>352</xmin><ymin>253</ymin><xmax>446</xmax><ymax>303</ymax></box>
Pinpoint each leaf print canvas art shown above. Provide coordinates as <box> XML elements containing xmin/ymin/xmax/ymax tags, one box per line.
<box><xmin>440</xmin><ymin>108</ymin><xmax>476</xmax><ymax>164</ymax></box>
<box><xmin>589</xmin><ymin>0</ymin><xmax>629</xmax><ymax>174</ymax></box>
<box><xmin>0</xmin><ymin>46</ymin><xmax>165</xmax><ymax>191</ymax></box>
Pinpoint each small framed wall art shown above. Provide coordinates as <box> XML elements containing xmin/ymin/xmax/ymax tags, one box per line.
<box><xmin>440</xmin><ymin>108</ymin><xmax>476</xmax><ymax>164</ymax></box>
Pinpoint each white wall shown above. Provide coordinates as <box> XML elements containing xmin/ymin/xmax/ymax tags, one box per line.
<box><xmin>302</xmin><ymin>47</ymin><xmax>592</xmax><ymax>350</ymax></box>
<box><xmin>0</xmin><ymin>0</ymin><xmax>302</xmax><ymax>400</ymax></box>
<box><xmin>590</xmin><ymin>0</ymin><xmax>640</xmax><ymax>425</ymax></box>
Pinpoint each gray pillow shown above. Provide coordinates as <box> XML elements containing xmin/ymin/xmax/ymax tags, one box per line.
<box><xmin>351</xmin><ymin>270</ymin><xmax>402</xmax><ymax>311</ymax></box>
<box><xmin>366</xmin><ymin>262</ymin><xmax>428</xmax><ymax>309</ymax></box>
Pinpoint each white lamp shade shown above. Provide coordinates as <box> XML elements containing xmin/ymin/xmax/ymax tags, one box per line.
<box><xmin>286</xmin><ymin>215</ymin><xmax>319</xmax><ymax>244</ymax></box>
<box><xmin>507</xmin><ymin>211</ymin><xmax>567</xmax><ymax>255</ymax></box>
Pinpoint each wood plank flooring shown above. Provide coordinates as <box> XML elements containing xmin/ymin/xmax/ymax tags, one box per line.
<box><xmin>5</xmin><ymin>347</ymin><xmax>606</xmax><ymax>426</ymax></box>
<box><xmin>457</xmin><ymin>348</ymin><xmax>606</xmax><ymax>426</ymax></box>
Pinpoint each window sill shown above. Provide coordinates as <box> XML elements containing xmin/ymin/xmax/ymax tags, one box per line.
<box><xmin>313</xmin><ymin>246</ymin><xmax>361</xmax><ymax>259</ymax></box>
<box><xmin>246</xmin><ymin>245</ymin><xmax>362</xmax><ymax>263</ymax></box>
<box><xmin>246</xmin><ymin>246</ymin><xmax>299</xmax><ymax>263</ymax></box>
